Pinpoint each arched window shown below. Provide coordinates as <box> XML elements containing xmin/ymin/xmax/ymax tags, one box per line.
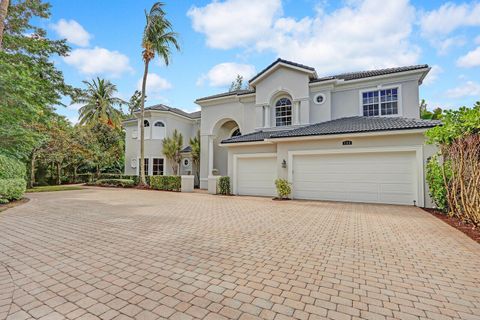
<box><xmin>231</xmin><ymin>128</ymin><xmax>241</xmax><ymax>137</ymax></box>
<box><xmin>152</xmin><ymin>120</ymin><xmax>166</xmax><ymax>139</ymax></box>
<box><xmin>144</xmin><ymin>120</ymin><xmax>150</xmax><ymax>127</ymax></box>
<box><xmin>275</xmin><ymin>97</ymin><xmax>292</xmax><ymax>126</ymax></box>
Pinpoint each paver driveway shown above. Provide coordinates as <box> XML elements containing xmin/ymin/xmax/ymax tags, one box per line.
<box><xmin>1</xmin><ymin>188</ymin><xmax>480</xmax><ymax>320</ymax></box>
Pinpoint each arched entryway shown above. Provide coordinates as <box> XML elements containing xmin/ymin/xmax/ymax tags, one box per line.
<box><xmin>207</xmin><ymin>118</ymin><xmax>241</xmax><ymax>177</ymax></box>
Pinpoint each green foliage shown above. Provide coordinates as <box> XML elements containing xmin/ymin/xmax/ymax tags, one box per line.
<box><xmin>217</xmin><ymin>176</ymin><xmax>231</xmax><ymax>195</ymax></box>
<box><xmin>0</xmin><ymin>154</ymin><xmax>26</xmax><ymax>179</ymax></box>
<box><xmin>95</xmin><ymin>179</ymin><xmax>135</xmax><ymax>188</ymax></box>
<box><xmin>0</xmin><ymin>0</ymin><xmax>73</xmax><ymax>160</ymax></box>
<box><xmin>426</xmin><ymin>103</ymin><xmax>480</xmax><ymax>145</ymax></box>
<box><xmin>72</xmin><ymin>77</ymin><xmax>126</xmax><ymax>128</ymax></box>
<box><xmin>150</xmin><ymin>175</ymin><xmax>181</xmax><ymax>191</ymax></box>
<box><xmin>275</xmin><ymin>178</ymin><xmax>291</xmax><ymax>199</ymax></box>
<box><xmin>426</xmin><ymin>155</ymin><xmax>450</xmax><ymax>211</ymax></box>
<box><xmin>419</xmin><ymin>99</ymin><xmax>442</xmax><ymax>120</ymax></box>
<box><xmin>0</xmin><ymin>178</ymin><xmax>27</xmax><ymax>202</ymax></box>
<box><xmin>189</xmin><ymin>130</ymin><xmax>200</xmax><ymax>186</ymax></box>
<box><xmin>27</xmin><ymin>185</ymin><xmax>83</xmax><ymax>193</ymax></box>
<box><xmin>128</xmin><ymin>90</ymin><xmax>143</xmax><ymax>116</ymax></box>
<box><xmin>162</xmin><ymin>129</ymin><xmax>183</xmax><ymax>175</ymax></box>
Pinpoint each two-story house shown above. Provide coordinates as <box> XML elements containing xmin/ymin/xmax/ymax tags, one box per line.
<box><xmin>124</xmin><ymin>58</ymin><xmax>439</xmax><ymax>207</ymax></box>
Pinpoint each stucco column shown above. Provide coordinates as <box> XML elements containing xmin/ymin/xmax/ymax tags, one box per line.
<box><xmin>264</xmin><ymin>106</ymin><xmax>270</xmax><ymax>128</ymax></box>
<box><xmin>294</xmin><ymin>101</ymin><xmax>300</xmax><ymax>125</ymax></box>
<box><xmin>208</xmin><ymin>135</ymin><xmax>214</xmax><ymax>176</ymax></box>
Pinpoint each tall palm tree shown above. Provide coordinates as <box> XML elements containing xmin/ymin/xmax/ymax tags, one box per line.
<box><xmin>74</xmin><ymin>78</ymin><xmax>125</xmax><ymax>128</ymax></box>
<box><xmin>139</xmin><ymin>1</ymin><xmax>180</xmax><ymax>185</ymax></box>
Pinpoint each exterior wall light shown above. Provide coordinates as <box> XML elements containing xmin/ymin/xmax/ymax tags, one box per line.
<box><xmin>282</xmin><ymin>159</ymin><xmax>287</xmax><ymax>168</ymax></box>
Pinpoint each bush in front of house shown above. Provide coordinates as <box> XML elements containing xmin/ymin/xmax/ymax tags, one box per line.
<box><xmin>217</xmin><ymin>176</ymin><xmax>231</xmax><ymax>195</ymax></box>
<box><xmin>150</xmin><ymin>176</ymin><xmax>181</xmax><ymax>192</ymax></box>
<box><xmin>426</xmin><ymin>155</ymin><xmax>450</xmax><ymax>212</ymax></box>
<box><xmin>95</xmin><ymin>179</ymin><xmax>135</xmax><ymax>188</ymax></box>
<box><xmin>0</xmin><ymin>155</ymin><xmax>27</xmax><ymax>203</ymax></box>
<box><xmin>275</xmin><ymin>178</ymin><xmax>291</xmax><ymax>199</ymax></box>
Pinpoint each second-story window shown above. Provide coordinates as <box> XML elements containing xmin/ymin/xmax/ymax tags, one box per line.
<box><xmin>362</xmin><ymin>88</ymin><xmax>399</xmax><ymax>116</ymax></box>
<box><xmin>275</xmin><ymin>97</ymin><xmax>292</xmax><ymax>126</ymax></box>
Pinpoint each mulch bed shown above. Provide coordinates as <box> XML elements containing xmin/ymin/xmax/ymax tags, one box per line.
<box><xmin>423</xmin><ymin>208</ymin><xmax>480</xmax><ymax>244</ymax></box>
<box><xmin>0</xmin><ymin>198</ymin><xmax>30</xmax><ymax>213</ymax></box>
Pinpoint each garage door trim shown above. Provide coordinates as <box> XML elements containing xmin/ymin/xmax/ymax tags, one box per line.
<box><xmin>287</xmin><ymin>146</ymin><xmax>424</xmax><ymax>206</ymax></box>
<box><xmin>233</xmin><ymin>153</ymin><xmax>277</xmax><ymax>195</ymax></box>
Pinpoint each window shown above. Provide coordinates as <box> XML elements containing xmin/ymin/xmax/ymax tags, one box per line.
<box><xmin>231</xmin><ymin>128</ymin><xmax>241</xmax><ymax>137</ymax></box>
<box><xmin>152</xmin><ymin>158</ymin><xmax>164</xmax><ymax>175</ymax></box>
<box><xmin>362</xmin><ymin>88</ymin><xmax>399</xmax><ymax>116</ymax></box>
<box><xmin>314</xmin><ymin>93</ymin><xmax>326</xmax><ymax>105</ymax></box>
<box><xmin>152</xmin><ymin>121</ymin><xmax>166</xmax><ymax>139</ymax></box>
<box><xmin>275</xmin><ymin>97</ymin><xmax>292</xmax><ymax>126</ymax></box>
<box><xmin>139</xmin><ymin>158</ymin><xmax>149</xmax><ymax>176</ymax></box>
<box><xmin>144</xmin><ymin>120</ymin><xmax>150</xmax><ymax>127</ymax></box>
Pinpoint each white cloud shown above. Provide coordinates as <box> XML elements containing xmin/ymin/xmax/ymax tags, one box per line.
<box><xmin>423</xmin><ymin>65</ymin><xmax>443</xmax><ymax>85</ymax></box>
<box><xmin>51</xmin><ymin>19</ymin><xmax>91</xmax><ymax>47</ymax></box>
<box><xmin>63</xmin><ymin>47</ymin><xmax>133</xmax><ymax>77</ymax></box>
<box><xmin>420</xmin><ymin>2</ymin><xmax>480</xmax><ymax>37</ymax></box>
<box><xmin>187</xmin><ymin>0</ymin><xmax>282</xmax><ymax>49</ymax></box>
<box><xmin>67</xmin><ymin>103</ymin><xmax>83</xmax><ymax>111</ymax></box>
<box><xmin>476</xmin><ymin>35</ymin><xmax>480</xmax><ymax>45</ymax></box>
<box><xmin>197</xmin><ymin>62</ymin><xmax>256</xmax><ymax>87</ymax></box>
<box><xmin>457</xmin><ymin>46</ymin><xmax>480</xmax><ymax>68</ymax></box>
<box><xmin>189</xmin><ymin>0</ymin><xmax>419</xmax><ymax>74</ymax></box>
<box><xmin>137</xmin><ymin>73</ymin><xmax>172</xmax><ymax>101</ymax></box>
<box><xmin>446</xmin><ymin>81</ymin><xmax>480</xmax><ymax>98</ymax></box>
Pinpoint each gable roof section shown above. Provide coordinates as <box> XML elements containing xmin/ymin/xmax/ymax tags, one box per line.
<box><xmin>249</xmin><ymin>58</ymin><xmax>316</xmax><ymax>84</ymax></box>
<box><xmin>195</xmin><ymin>89</ymin><xmax>255</xmax><ymax>103</ymax></box>
<box><xmin>123</xmin><ymin>104</ymin><xmax>200</xmax><ymax>124</ymax></box>
<box><xmin>311</xmin><ymin>65</ymin><xmax>429</xmax><ymax>83</ymax></box>
<box><xmin>221</xmin><ymin>117</ymin><xmax>440</xmax><ymax>144</ymax></box>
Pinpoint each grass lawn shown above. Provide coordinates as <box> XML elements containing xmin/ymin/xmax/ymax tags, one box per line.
<box><xmin>27</xmin><ymin>185</ymin><xmax>84</xmax><ymax>193</ymax></box>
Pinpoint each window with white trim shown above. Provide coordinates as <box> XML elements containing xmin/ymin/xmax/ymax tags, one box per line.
<box><xmin>139</xmin><ymin>158</ymin><xmax>149</xmax><ymax>176</ymax></box>
<box><xmin>275</xmin><ymin>97</ymin><xmax>292</xmax><ymax>126</ymax></box>
<box><xmin>152</xmin><ymin>121</ymin><xmax>166</xmax><ymax>139</ymax></box>
<box><xmin>362</xmin><ymin>88</ymin><xmax>399</xmax><ymax>116</ymax></box>
<box><xmin>152</xmin><ymin>158</ymin><xmax>164</xmax><ymax>175</ymax></box>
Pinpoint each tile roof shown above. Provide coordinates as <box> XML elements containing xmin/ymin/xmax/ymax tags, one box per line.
<box><xmin>249</xmin><ymin>58</ymin><xmax>316</xmax><ymax>83</ymax></box>
<box><xmin>221</xmin><ymin>117</ymin><xmax>440</xmax><ymax>144</ymax></box>
<box><xmin>195</xmin><ymin>89</ymin><xmax>255</xmax><ymax>102</ymax></box>
<box><xmin>221</xmin><ymin>130</ymin><xmax>288</xmax><ymax>144</ymax></box>
<box><xmin>144</xmin><ymin>104</ymin><xmax>200</xmax><ymax>119</ymax></box>
<box><xmin>311</xmin><ymin>64</ymin><xmax>429</xmax><ymax>83</ymax></box>
<box><xmin>270</xmin><ymin>117</ymin><xmax>440</xmax><ymax>139</ymax></box>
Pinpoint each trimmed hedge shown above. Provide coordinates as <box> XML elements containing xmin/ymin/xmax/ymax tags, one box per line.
<box><xmin>275</xmin><ymin>178</ymin><xmax>291</xmax><ymax>199</ymax></box>
<box><xmin>217</xmin><ymin>176</ymin><xmax>231</xmax><ymax>195</ymax></box>
<box><xmin>95</xmin><ymin>179</ymin><xmax>135</xmax><ymax>188</ymax></box>
<box><xmin>0</xmin><ymin>155</ymin><xmax>26</xmax><ymax>203</ymax></box>
<box><xmin>0</xmin><ymin>178</ymin><xmax>26</xmax><ymax>202</ymax></box>
<box><xmin>0</xmin><ymin>155</ymin><xmax>26</xmax><ymax>179</ymax></box>
<box><xmin>150</xmin><ymin>176</ymin><xmax>181</xmax><ymax>192</ymax></box>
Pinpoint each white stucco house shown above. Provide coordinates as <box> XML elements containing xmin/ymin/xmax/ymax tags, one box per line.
<box><xmin>123</xmin><ymin>58</ymin><xmax>440</xmax><ymax>207</ymax></box>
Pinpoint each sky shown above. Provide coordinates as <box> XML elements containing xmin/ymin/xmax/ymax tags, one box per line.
<box><xmin>40</xmin><ymin>0</ymin><xmax>480</xmax><ymax>124</ymax></box>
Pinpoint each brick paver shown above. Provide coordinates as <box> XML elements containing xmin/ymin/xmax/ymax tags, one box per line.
<box><xmin>0</xmin><ymin>187</ymin><xmax>479</xmax><ymax>319</ymax></box>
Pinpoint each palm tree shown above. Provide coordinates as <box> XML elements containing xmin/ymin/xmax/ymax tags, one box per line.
<box><xmin>162</xmin><ymin>129</ymin><xmax>183</xmax><ymax>175</ymax></box>
<box><xmin>189</xmin><ymin>130</ymin><xmax>200</xmax><ymax>187</ymax></box>
<box><xmin>139</xmin><ymin>1</ymin><xmax>180</xmax><ymax>185</ymax></box>
<box><xmin>74</xmin><ymin>78</ymin><xmax>125</xmax><ymax>128</ymax></box>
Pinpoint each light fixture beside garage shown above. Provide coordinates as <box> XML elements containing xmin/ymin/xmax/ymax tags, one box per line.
<box><xmin>282</xmin><ymin>159</ymin><xmax>287</xmax><ymax>168</ymax></box>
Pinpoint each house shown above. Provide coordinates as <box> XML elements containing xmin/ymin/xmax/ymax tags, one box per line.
<box><xmin>124</xmin><ymin>58</ymin><xmax>440</xmax><ymax>207</ymax></box>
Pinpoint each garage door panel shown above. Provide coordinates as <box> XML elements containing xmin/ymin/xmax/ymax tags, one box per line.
<box><xmin>237</xmin><ymin>157</ymin><xmax>276</xmax><ymax>197</ymax></box>
<box><xmin>292</xmin><ymin>151</ymin><xmax>417</xmax><ymax>205</ymax></box>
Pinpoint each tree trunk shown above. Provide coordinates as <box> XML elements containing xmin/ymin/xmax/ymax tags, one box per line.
<box><xmin>139</xmin><ymin>59</ymin><xmax>150</xmax><ymax>185</ymax></box>
<box><xmin>0</xmin><ymin>0</ymin><xmax>9</xmax><ymax>51</ymax></box>
<box><xmin>73</xmin><ymin>166</ymin><xmax>77</xmax><ymax>184</ymax></box>
<box><xmin>56</xmin><ymin>162</ymin><xmax>61</xmax><ymax>185</ymax></box>
<box><xmin>29</xmin><ymin>150</ymin><xmax>36</xmax><ymax>189</ymax></box>
<box><xmin>96</xmin><ymin>164</ymin><xmax>100</xmax><ymax>178</ymax></box>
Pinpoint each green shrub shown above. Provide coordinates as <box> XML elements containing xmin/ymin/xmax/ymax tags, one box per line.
<box><xmin>0</xmin><ymin>178</ymin><xmax>27</xmax><ymax>202</ymax></box>
<box><xmin>217</xmin><ymin>176</ymin><xmax>231</xmax><ymax>195</ymax></box>
<box><xmin>95</xmin><ymin>179</ymin><xmax>135</xmax><ymax>188</ymax></box>
<box><xmin>96</xmin><ymin>174</ymin><xmax>140</xmax><ymax>185</ymax></box>
<box><xmin>150</xmin><ymin>175</ymin><xmax>181</xmax><ymax>192</ymax></box>
<box><xmin>0</xmin><ymin>155</ymin><xmax>26</xmax><ymax>179</ymax></box>
<box><xmin>426</xmin><ymin>155</ymin><xmax>450</xmax><ymax>211</ymax></box>
<box><xmin>275</xmin><ymin>178</ymin><xmax>291</xmax><ymax>199</ymax></box>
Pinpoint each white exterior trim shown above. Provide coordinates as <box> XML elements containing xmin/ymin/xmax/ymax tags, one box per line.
<box><xmin>287</xmin><ymin>146</ymin><xmax>424</xmax><ymax>207</ymax></box>
<box><xmin>358</xmin><ymin>84</ymin><xmax>403</xmax><ymax>117</ymax></box>
<box><xmin>250</xmin><ymin>62</ymin><xmax>316</xmax><ymax>86</ymax></box>
<box><xmin>232</xmin><ymin>153</ymin><xmax>277</xmax><ymax>195</ymax></box>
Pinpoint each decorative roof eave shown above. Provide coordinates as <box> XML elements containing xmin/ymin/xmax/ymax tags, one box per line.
<box><xmin>249</xmin><ymin>59</ymin><xmax>317</xmax><ymax>87</ymax></box>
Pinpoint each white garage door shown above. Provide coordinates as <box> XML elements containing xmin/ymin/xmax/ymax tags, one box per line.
<box><xmin>236</xmin><ymin>156</ymin><xmax>277</xmax><ymax>196</ymax></box>
<box><xmin>292</xmin><ymin>151</ymin><xmax>418</xmax><ymax>205</ymax></box>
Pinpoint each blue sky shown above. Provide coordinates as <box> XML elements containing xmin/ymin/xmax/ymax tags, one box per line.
<box><xmin>42</xmin><ymin>0</ymin><xmax>480</xmax><ymax>123</ymax></box>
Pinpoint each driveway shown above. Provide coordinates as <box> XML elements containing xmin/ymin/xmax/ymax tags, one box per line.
<box><xmin>1</xmin><ymin>188</ymin><xmax>479</xmax><ymax>320</ymax></box>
